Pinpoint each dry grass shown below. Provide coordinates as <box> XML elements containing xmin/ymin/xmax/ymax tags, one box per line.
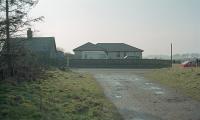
<box><xmin>0</xmin><ymin>69</ymin><xmax>122</xmax><ymax>120</ymax></box>
<box><xmin>145</xmin><ymin>65</ymin><xmax>200</xmax><ymax>101</ymax></box>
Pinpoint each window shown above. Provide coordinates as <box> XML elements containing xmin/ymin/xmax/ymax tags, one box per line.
<box><xmin>124</xmin><ymin>52</ymin><xmax>126</xmax><ymax>57</ymax></box>
<box><xmin>84</xmin><ymin>54</ymin><xmax>87</xmax><ymax>59</ymax></box>
<box><xmin>116</xmin><ymin>52</ymin><xmax>120</xmax><ymax>57</ymax></box>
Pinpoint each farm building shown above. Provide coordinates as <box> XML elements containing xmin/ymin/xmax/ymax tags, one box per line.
<box><xmin>1</xmin><ymin>28</ymin><xmax>61</xmax><ymax>59</ymax></box>
<box><xmin>73</xmin><ymin>42</ymin><xmax>143</xmax><ymax>59</ymax></box>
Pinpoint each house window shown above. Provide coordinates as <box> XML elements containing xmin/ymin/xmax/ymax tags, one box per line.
<box><xmin>116</xmin><ymin>52</ymin><xmax>120</xmax><ymax>57</ymax></box>
<box><xmin>124</xmin><ymin>52</ymin><xmax>126</xmax><ymax>57</ymax></box>
<box><xmin>84</xmin><ymin>54</ymin><xmax>87</xmax><ymax>59</ymax></box>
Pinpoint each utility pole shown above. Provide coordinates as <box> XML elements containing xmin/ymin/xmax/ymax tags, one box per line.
<box><xmin>6</xmin><ymin>0</ymin><xmax>13</xmax><ymax>76</ymax></box>
<box><xmin>171</xmin><ymin>43</ymin><xmax>173</xmax><ymax>67</ymax></box>
<box><xmin>67</xmin><ymin>56</ymin><xmax>70</xmax><ymax>68</ymax></box>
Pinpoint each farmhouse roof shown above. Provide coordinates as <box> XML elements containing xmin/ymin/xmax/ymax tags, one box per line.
<box><xmin>9</xmin><ymin>37</ymin><xmax>57</xmax><ymax>54</ymax></box>
<box><xmin>73</xmin><ymin>42</ymin><xmax>105</xmax><ymax>51</ymax></box>
<box><xmin>96</xmin><ymin>43</ymin><xmax>143</xmax><ymax>52</ymax></box>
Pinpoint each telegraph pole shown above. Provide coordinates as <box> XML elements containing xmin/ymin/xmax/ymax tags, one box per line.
<box><xmin>171</xmin><ymin>43</ymin><xmax>173</xmax><ymax>67</ymax></box>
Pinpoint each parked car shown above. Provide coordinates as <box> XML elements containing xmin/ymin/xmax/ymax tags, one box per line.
<box><xmin>181</xmin><ymin>60</ymin><xmax>196</xmax><ymax>67</ymax></box>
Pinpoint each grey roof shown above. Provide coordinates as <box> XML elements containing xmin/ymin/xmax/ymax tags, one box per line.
<box><xmin>73</xmin><ymin>42</ymin><xmax>105</xmax><ymax>51</ymax></box>
<box><xmin>96</xmin><ymin>43</ymin><xmax>143</xmax><ymax>52</ymax></box>
<box><xmin>10</xmin><ymin>37</ymin><xmax>57</xmax><ymax>53</ymax></box>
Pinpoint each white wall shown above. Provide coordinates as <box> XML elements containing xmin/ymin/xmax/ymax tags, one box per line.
<box><xmin>107</xmin><ymin>51</ymin><xmax>142</xmax><ymax>59</ymax></box>
<box><xmin>74</xmin><ymin>51</ymin><xmax>82</xmax><ymax>59</ymax></box>
<box><xmin>126</xmin><ymin>52</ymin><xmax>142</xmax><ymax>59</ymax></box>
<box><xmin>74</xmin><ymin>51</ymin><xmax>142</xmax><ymax>59</ymax></box>
<box><xmin>81</xmin><ymin>51</ymin><xmax>107</xmax><ymax>59</ymax></box>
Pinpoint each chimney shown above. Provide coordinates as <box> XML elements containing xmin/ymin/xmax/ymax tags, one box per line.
<box><xmin>27</xmin><ymin>28</ymin><xmax>33</xmax><ymax>39</ymax></box>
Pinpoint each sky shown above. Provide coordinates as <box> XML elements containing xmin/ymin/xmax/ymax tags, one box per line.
<box><xmin>29</xmin><ymin>0</ymin><xmax>200</xmax><ymax>56</ymax></box>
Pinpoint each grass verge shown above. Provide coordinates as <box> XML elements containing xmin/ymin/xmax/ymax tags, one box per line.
<box><xmin>145</xmin><ymin>65</ymin><xmax>200</xmax><ymax>101</ymax></box>
<box><xmin>0</xmin><ymin>69</ymin><xmax>122</xmax><ymax>120</ymax></box>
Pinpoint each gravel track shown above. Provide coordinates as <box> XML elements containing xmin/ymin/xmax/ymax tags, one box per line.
<box><xmin>73</xmin><ymin>69</ymin><xmax>200</xmax><ymax>120</ymax></box>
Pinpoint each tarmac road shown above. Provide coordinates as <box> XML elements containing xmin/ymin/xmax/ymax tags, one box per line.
<box><xmin>73</xmin><ymin>69</ymin><xmax>200</xmax><ymax>120</ymax></box>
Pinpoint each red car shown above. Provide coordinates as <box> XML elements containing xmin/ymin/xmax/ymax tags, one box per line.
<box><xmin>181</xmin><ymin>61</ymin><xmax>196</xmax><ymax>67</ymax></box>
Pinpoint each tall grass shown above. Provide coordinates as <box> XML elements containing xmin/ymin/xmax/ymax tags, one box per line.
<box><xmin>0</xmin><ymin>69</ymin><xmax>122</xmax><ymax>120</ymax></box>
<box><xmin>145</xmin><ymin>65</ymin><xmax>200</xmax><ymax>101</ymax></box>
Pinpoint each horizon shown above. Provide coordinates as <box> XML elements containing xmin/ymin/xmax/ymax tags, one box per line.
<box><xmin>29</xmin><ymin>0</ymin><xmax>200</xmax><ymax>56</ymax></box>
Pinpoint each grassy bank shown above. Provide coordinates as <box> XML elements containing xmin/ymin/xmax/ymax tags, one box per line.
<box><xmin>145</xmin><ymin>65</ymin><xmax>200</xmax><ymax>101</ymax></box>
<box><xmin>0</xmin><ymin>69</ymin><xmax>122</xmax><ymax>120</ymax></box>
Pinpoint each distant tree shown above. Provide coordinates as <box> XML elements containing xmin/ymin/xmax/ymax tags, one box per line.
<box><xmin>173</xmin><ymin>53</ymin><xmax>200</xmax><ymax>60</ymax></box>
<box><xmin>64</xmin><ymin>52</ymin><xmax>74</xmax><ymax>59</ymax></box>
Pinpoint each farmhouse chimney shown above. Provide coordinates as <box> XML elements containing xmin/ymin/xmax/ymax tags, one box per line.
<box><xmin>27</xmin><ymin>28</ymin><xmax>33</xmax><ymax>39</ymax></box>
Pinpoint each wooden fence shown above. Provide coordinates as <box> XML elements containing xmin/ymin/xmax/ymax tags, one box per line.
<box><xmin>68</xmin><ymin>59</ymin><xmax>171</xmax><ymax>69</ymax></box>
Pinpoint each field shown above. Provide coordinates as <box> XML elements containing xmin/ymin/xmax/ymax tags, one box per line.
<box><xmin>0</xmin><ymin>69</ymin><xmax>122</xmax><ymax>120</ymax></box>
<box><xmin>145</xmin><ymin>65</ymin><xmax>200</xmax><ymax>101</ymax></box>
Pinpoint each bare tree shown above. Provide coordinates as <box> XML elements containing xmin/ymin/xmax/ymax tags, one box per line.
<box><xmin>0</xmin><ymin>0</ymin><xmax>44</xmax><ymax>79</ymax></box>
<box><xmin>0</xmin><ymin>0</ymin><xmax>44</xmax><ymax>39</ymax></box>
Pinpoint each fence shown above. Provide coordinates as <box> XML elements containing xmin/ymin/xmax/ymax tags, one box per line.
<box><xmin>69</xmin><ymin>59</ymin><xmax>171</xmax><ymax>69</ymax></box>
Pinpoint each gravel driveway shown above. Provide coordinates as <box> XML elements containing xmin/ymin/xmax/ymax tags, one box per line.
<box><xmin>73</xmin><ymin>69</ymin><xmax>200</xmax><ymax>120</ymax></box>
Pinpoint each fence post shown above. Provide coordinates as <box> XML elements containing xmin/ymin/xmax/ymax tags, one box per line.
<box><xmin>67</xmin><ymin>56</ymin><xmax>70</xmax><ymax>67</ymax></box>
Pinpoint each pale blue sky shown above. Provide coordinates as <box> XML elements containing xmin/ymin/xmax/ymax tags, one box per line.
<box><xmin>30</xmin><ymin>0</ymin><xmax>200</xmax><ymax>56</ymax></box>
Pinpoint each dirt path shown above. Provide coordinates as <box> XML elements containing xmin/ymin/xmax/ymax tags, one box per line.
<box><xmin>73</xmin><ymin>69</ymin><xmax>200</xmax><ymax>120</ymax></box>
